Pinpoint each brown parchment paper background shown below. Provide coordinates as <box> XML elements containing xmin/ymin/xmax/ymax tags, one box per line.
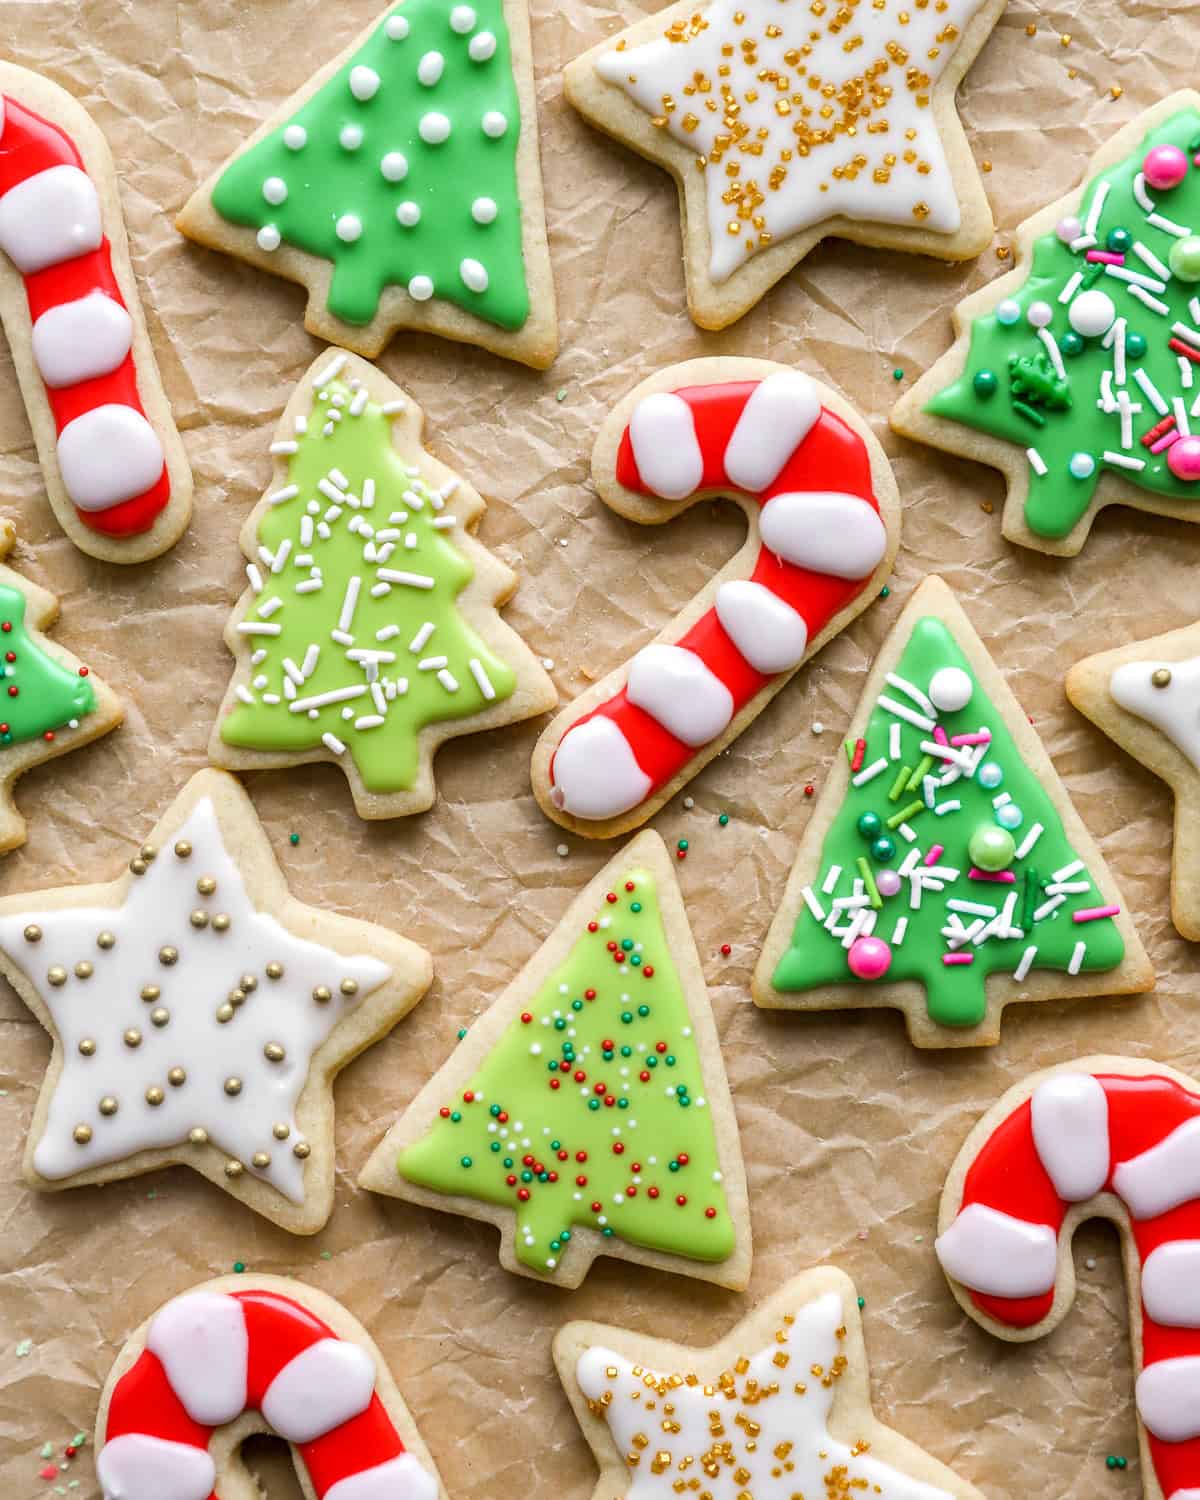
<box><xmin>1</xmin><ymin>1</ymin><xmax>1198</xmax><ymax>1496</ymax></box>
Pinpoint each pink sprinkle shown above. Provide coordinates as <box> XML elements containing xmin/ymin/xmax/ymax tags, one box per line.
<box><xmin>925</xmin><ymin>844</ymin><xmax>944</xmax><ymax>866</ymax></box>
<box><xmin>1073</xmin><ymin>903</ymin><xmax>1121</xmax><ymax>923</ymax></box>
<box><xmin>933</xmin><ymin>726</ymin><xmax>950</xmax><ymax>745</ymax></box>
<box><xmin>942</xmin><ymin>952</ymin><xmax>974</xmax><ymax>966</ymax></box>
<box><xmin>969</xmin><ymin>867</ymin><xmax>1017</xmax><ymax>883</ymax></box>
<box><xmin>1086</xmin><ymin>250</ymin><xmax>1124</xmax><ymax>264</ymax></box>
<box><xmin>39</xmin><ymin>1467</ymin><xmax>58</xmax><ymax>1481</ymax></box>
<box><xmin>1150</xmin><ymin>430</ymin><xmax>1181</xmax><ymax>455</ymax></box>
<box><xmin>951</xmin><ymin>731</ymin><xmax>991</xmax><ymax>746</ymax></box>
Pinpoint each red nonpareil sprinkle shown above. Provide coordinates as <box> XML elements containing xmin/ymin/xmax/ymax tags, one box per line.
<box><xmin>607</xmin><ymin>941</ymin><xmax>617</xmax><ymax>952</ymax></box>
<box><xmin>506</xmin><ymin>1174</ymin><xmax>517</xmax><ymax>1186</ymax></box>
<box><xmin>604</xmin><ymin>1095</ymin><xmax>615</xmax><ymax>1107</ymax></box>
<box><xmin>676</xmin><ymin>848</ymin><xmax>687</xmax><ymax>860</ymax></box>
<box><xmin>656</xmin><ymin>1041</ymin><xmax>668</xmax><ymax>1053</ymax></box>
<box><xmin>576</xmin><ymin>1174</ymin><xmax>588</xmax><ymax>1186</ymax></box>
<box><xmin>804</xmin><ymin>783</ymin><xmax>815</xmax><ymax>797</ymax></box>
<box><xmin>64</xmin><ymin>1446</ymin><xmax>78</xmax><ymax>1459</ymax></box>
<box><xmin>43</xmin><ymin>731</ymin><xmax>54</xmax><ymax>742</ymax></box>
<box><xmin>640</xmin><ymin>1070</ymin><xmax>650</xmax><ymax>1082</ymax></box>
<box><xmin>520</xmin><ymin>1012</ymin><xmax>533</xmax><ymax>1024</ymax></box>
<box><xmin>463</xmin><ymin>1091</ymin><xmax>474</xmax><ymax>1103</ymax></box>
<box><xmin>678</xmin><ymin>1153</ymin><xmax>689</xmax><ymax>1165</ymax></box>
<box><xmin>605</xmin><ymin>892</ymin><xmax>617</xmax><ymax>904</ymax></box>
<box><xmin>675</xmin><ymin>1194</ymin><xmax>688</xmax><ymax>1207</ymax></box>
<box><xmin>585</xmin><ymin>989</ymin><xmax>597</xmax><ymax>1000</ymax></box>
<box><xmin>576</xmin><ymin>1150</ymin><xmax>588</xmax><ymax>1162</ymax></box>
<box><xmin>439</xmin><ymin>1106</ymin><xmax>451</xmax><ymax>1118</ymax></box>
<box><xmin>77</xmin><ymin>665</ymin><xmax>88</xmax><ymax>677</ymax></box>
<box><xmin>594</xmin><ymin>1081</ymin><xmax>606</xmax><ymax>1094</ymax></box>
<box><xmin>705</xmin><ymin>1207</ymin><xmax>717</xmax><ymax>1219</ymax></box>
<box><xmin>648</xmin><ymin>1185</ymin><xmax>660</xmax><ymax>1199</ymax></box>
<box><xmin>613</xmin><ymin>951</ymin><xmax>625</xmax><ymax>963</ymax></box>
<box><xmin>612</xmin><ymin>1142</ymin><xmax>625</xmax><ymax>1155</ymax></box>
<box><xmin>632</xmin><ymin>1162</ymin><xmax>642</xmax><ymax>1173</ymax></box>
<box><xmin>549</xmin><ymin>1078</ymin><xmax>560</xmax><ymax>1089</ymax></box>
<box><xmin>591</xmin><ymin>1200</ymin><xmax>602</xmax><ymax>1213</ymax></box>
<box><xmin>574</xmin><ymin>1070</ymin><xmax>587</xmax><ymax>1083</ymax></box>
<box><xmin>720</xmin><ymin>943</ymin><xmax>732</xmax><ymax>956</ymax></box>
<box><xmin>626</xmin><ymin>1184</ymin><xmax>638</xmax><ymax>1197</ymax></box>
<box><xmin>601</xmin><ymin>1037</ymin><xmax>614</xmax><ymax>1050</ymax></box>
<box><xmin>8</xmin><ymin>686</ymin><xmax>17</xmax><ymax>697</ymax></box>
<box><xmin>517</xmin><ymin>1188</ymin><xmax>531</xmax><ymax>1201</ymax></box>
<box><xmin>643</xmin><ymin>965</ymin><xmax>655</xmax><ymax>977</ymax></box>
<box><xmin>557</xmin><ymin>1148</ymin><xmax>568</xmax><ymax>1161</ymax></box>
<box><xmin>625</xmin><ymin>881</ymin><xmax>635</xmax><ymax>892</ymax></box>
<box><xmin>523</xmin><ymin>1155</ymin><xmax>534</xmax><ymax>1166</ymax></box>
<box><xmin>850</xmin><ymin>738</ymin><xmax>866</xmax><ymax>773</ymax></box>
<box><xmin>587</xmin><ymin>921</ymin><xmax>598</xmax><ymax>933</ymax></box>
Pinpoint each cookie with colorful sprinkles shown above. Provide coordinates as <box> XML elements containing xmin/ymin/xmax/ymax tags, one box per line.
<box><xmin>208</xmin><ymin>349</ymin><xmax>556</xmax><ymax>821</ymax></box>
<box><xmin>0</xmin><ymin>518</ymin><xmax>122</xmax><ymax>856</ymax></box>
<box><xmin>895</xmin><ymin>91</ymin><xmax>1200</xmax><ymax>556</ymax></box>
<box><xmin>0</xmin><ymin>768</ymin><xmax>433</xmax><ymax>1234</ymax></box>
<box><xmin>360</xmin><ymin>829</ymin><xmax>750</xmax><ymax>1289</ymax></box>
<box><xmin>562</xmin><ymin>0</ymin><xmax>1005</xmax><ymax>330</ymax></box>
<box><xmin>96</xmin><ymin>1274</ymin><xmax>443</xmax><ymax>1500</ymax></box>
<box><xmin>754</xmin><ymin>576</ymin><xmax>1153</xmax><ymax>1047</ymax></box>
<box><xmin>177</xmin><ymin>0</ymin><xmax>557</xmax><ymax>368</ymax></box>
<box><xmin>1067</xmin><ymin>617</ymin><xmax>1200</xmax><ymax>942</ymax></box>
<box><xmin>554</xmin><ymin>1264</ymin><xmax>984</xmax><ymax>1500</ymax></box>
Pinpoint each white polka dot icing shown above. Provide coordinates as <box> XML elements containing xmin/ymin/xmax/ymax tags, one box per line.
<box><xmin>349</xmin><ymin>65</ymin><xmax>381</xmax><ymax>101</ymax></box>
<box><xmin>419</xmin><ymin>111</ymin><xmax>451</xmax><ymax>144</ymax></box>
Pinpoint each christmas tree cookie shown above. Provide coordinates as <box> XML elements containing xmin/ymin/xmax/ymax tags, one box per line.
<box><xmin>555</xmin><ymin>1265</ymin><xmax>983</xmax><ymax>1500</ymax></box>
<box><xmin>0</xmin><ymin>519</ymin><xmax>122</xmax><ymax>855</ymax></box>
<box><xmin>563</xmin><ymin>0</ymin><xmax>1005</xmax><ymax>330</ymax></box>
<box><xmin>895</xmin><ymin>92</ymin><xmax>1200</xmax><ymax>556</ymax></box>
<box><xmin>178</xmin><ymin>1</ymin><xmax>557</xmax><ymax>368</ymax></box>
<box><xmin>361</xmin><ymin>830</ymin><xmax>750</xmax><ymax>1289</ymax></box>
<box><xmin>0</xmin><ymin>768</ymin><xmax>432</xmax><ymax>1234</ymax></box>
<box><xmin>754</xmin><ymin>576</ymin><xmax>1153</xmax><ymax>1047</ymax></box>
<box><xmin>209</xmin><ymin>349</ymin><xmax>555</xmax><ymax>820</ymax></box>
<box><xmin>1067</xmin><ymin>619</ymin><xmax>1200</xmax><ymax>942</ymax></box>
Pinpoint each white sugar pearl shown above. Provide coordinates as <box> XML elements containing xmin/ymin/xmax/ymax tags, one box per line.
<box><xmin>283</xmin><ymin>125</ymin><xmax>307</xmax><ymax>150</ymax></box>
<box><xmin>257</xmin><ymin>225</ymin><xmax>281</xmax><ymax>251</ymax></box>
<box><xmin>408</xmin><ymin>274</ymin><xmax>434</xmax><ymax>301</ymax></box>
<box><xmin>350</xmin><ymin>65</ymin><xmax>381</xmax><ymax>101</ymax></box>
<box><xmin>385</xmin><ymin>14</ymin><xmax>409</xmax><ymax>39</ymax></box>
<box><xmin>340</xmin><ymin>123</ymin><xmax>364</xmax><ymax>150</ymax></box>
<box><xmin>1027</xmin><ymin>300</ymin><xmax>1053</xmax><ymax>328</ymax></box>
<box><xmin>380</xmin><ymin>151</ymin><xmax>409</xmax><ymax>182</ymax></box>
<box><xmin>262</xmin><ymin>176</ymin><xmax>288</xmax><ymax>205</ymax></box>
<box><xmin>418</xmin><ymin>50</ymin><xmax>445</xmax><ymax>85</ymax></box>
<box><xmin>995</xmin><ymin>298</ymin><xmax>1020</xmax><ymax>325</ymax></box>
<box><xmin>396</xmin><ymin>201</ymin><xmax>421</xmax><ymax>227</ymax></box>
<box><xmin>469</xmin><ymin>31</ymin><xmax>497</xmax><ymax>61</ymax></box>
<box><xmin>419</xmin><ymin>111</ymin><xmax>451</xmax><ymax>144</ymax></box>
<box><xmin>1068</xmin><ymin>288</ymin><xmax>1117</xmax><ymax>339</ymax></box>
<box><xmin>471</xmin><ymin>196</ymin><xmax>498</xmax><ymax>224</ymax></box>
<box><xmin>481</xmin><ymin>110</ymin><xmax>508</xmax><ymax>138</ymax></box>
<box><xmin>460</xmin><ymin>257</ymin><xmax>488</xmax><ymax>292</ymax></box>
<box><xmin>450</xmin><ymin>4</ymin><xmax>477</xmax><ymax>31</ymax></box>
<box><xmin>1056</xmin><ymin>215</ymin><xmax>1083</xmax><ymax>243</ymax></box>
<box><xmin>928</xmin><ymin>666</ymin><xmax>973</xmax><ymax>713</ymax></box>
<box><xmin>336</xmin><ymin>214</ymin><xmax>363</xmax><ymax>243</ymax></box>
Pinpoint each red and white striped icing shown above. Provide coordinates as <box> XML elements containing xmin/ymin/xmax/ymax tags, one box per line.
<box><xmin>97</xmin><ymin>1285</ymin><xmax>438</xmax><ymax>1500</ymax></box>
<box><xmin>0</xmin><ymin>91</ymin><xmax>171</xmax><ymax>538</ymax></box>
<box><xmin>548</xmin><ymin>372</ymin><xmax>889</xmax><ymax>821</ymax></box>
<box><xmin>936</xmin><ymin>1065</ymin><xmax>1200</xmax><ymax>1500</ymax></box>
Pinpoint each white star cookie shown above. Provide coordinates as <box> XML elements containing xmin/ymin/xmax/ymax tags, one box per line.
<box><xmin>0</xmin><ymin>768</ymin><xmax>432</xmax><ymax>1233</ymax></box>
<box><xmin>564</xmin><ymin>0</ymin><xmax>1004</xmax><ymax>328</ymax></box>
<box><xmin>554</xmin><ymin>1265</ymin><xmax>983</xmax><ymax>1500</ymax></box>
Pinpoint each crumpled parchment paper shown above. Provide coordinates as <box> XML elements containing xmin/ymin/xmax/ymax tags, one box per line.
<box><xmin>1</xmin><ymin>1</ymin><xmax>1197</xmax><ymax>1497</ymax></box>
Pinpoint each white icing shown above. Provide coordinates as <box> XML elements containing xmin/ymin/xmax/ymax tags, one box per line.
<box><xmin>723</xmin><ymin>371</ymin><xmax>820</xmax><ymax>492</ymax></box>
<box><xmin>325</xmin><ymin>1453</ymin><xmax>440</xmax><ymax>1500</ymax></box>
<box><xmin>260</xmin><ymin>1337</ymin><xmax>377</xmax><ymax>1443</ymax></box>
<box><xmin>417</xmin><ymin>51</ymin><xmax>445</xmax><ymax>86</ymax></box>
<box><xmin>56</xmin><ymin>405</ymin><xmax>165</xmax><ymax>512</ymax></box>
<box><xmin>0</xmin><ymin>164</ymin><xmax>103</xmax><ymax>274</ymax></box>
<box><xmin>31</xmin><ymin>291</ymin><xmax>133</xmax><ymax>389</ymax></box>
<box><xmin>349</xmin><ymin>65</ymin><xmax>381</xmax><ymax>101</ymax></box>
<box><xmin>419</xmin><ymin>112</ymin><xmax>452</xmax><ymax>144</ymax></box>
<box><xmin>715</xmin><ymin>579</ymin><xmax>808</xmax><ymax>674</ymax></box>
<box><xmin>145</xmin><ymin>1292</ymin><xmax>248</xmax><ymax>1424</ymax></box>
<box><xmin>97</xmin><ymin>1433</ymin><xmax>215</xmax><ymax>1500</ymax></box>
<box><xmin>1136</xmin><ymin>1356</ymin><xmax>1200</xmax><ymax>1442</ymax></box>
<box><xmin>758</xmin><ymin>490</ymin><xmax>888</xmax><ymax>579</ymax></box>
<box><xmin>576</xmin><ymin>1293</ymin><xmax>953</xmax><ymax>1500</ymax></box>
<box><xmin>594</xmin><ymin>0</ymin><xmax>985</xmax><ymax>282</ymax></box>
<box><xmin>460</xmin><ymin>257</ymin><xmax>489</xmax><ymax>293</ymax></box>
<box><xmin>551</xmin><ymin>717</ymin><xmax>651</xmax><ymax>820</ymax></box>
<box><xmin>629</xmin><ymin>392</ymin><xmax>704</xmax><ymax>500</ymax></box>
<box><xmin>1143</xmin><ymin>1241</ymin><xmax>1200</xmax><ymax>1328</ymax></box>
<box><xmin>1113</xmin><ymin>1118</ymin><xmax>1200</xmax><ymax>1221</ymax></box>
<box><xmin>934</xmin><ymin>1202</ymin><xmax>1058</xmax><ymax>1298</ymax></box>
<box><xmin>1030</xmin><ymin>1074</ymin><xmax>1111</xmax><ymax>1202</ymax></box>
<box><xmin>625</xmin><ymin>643</ymin><xmax>734</xmax><ymax>747</ymax></box>
<box><xmin>481</xmin><ymin>110</ymin><xmax>508</xmax><ymax>138</ymax></box>
<box><xmin>0</xmin><ymin>797</ymin><xmax>391</xmax><ymax>1202</ymax></box>
<box><xmin>1110</xmin><ymin>656</ymin><xmax>1200</xmax><ymax>772</ymax></box>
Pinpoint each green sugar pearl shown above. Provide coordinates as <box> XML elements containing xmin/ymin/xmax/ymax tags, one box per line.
<box><xmin>857</xmin><ymin>811</ymin><xmax>882</xmax><ymax>839</ymax></box>
<box><xmin>968</xmin><ymin>824</ymin><xmax>1016</xmax><ymax>871</ymax></box>
<box><xmin>972</xmin><ymin>369</ymin><xmax>999</xmax><ymax>398</ymax></box>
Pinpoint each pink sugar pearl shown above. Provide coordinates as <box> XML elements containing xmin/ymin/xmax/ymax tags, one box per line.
<box><xmin>848</xmin><ymin>935</ymin><xmax>892</xmax><ymax>981</ymax></box>
<box><xmin>876</xmin><ymin>869</ymin><xmax>902</xmax><ymax>898</ymax></box>
<box><xmin>1167</xmin><ymin>434</ymin><xmax>1200</xmax><ymax>482</ymax></box>
<box><xmin>1144</xmin><ymin>144</ymin><xmax>1189</xmax><ymax>191</ymax></box>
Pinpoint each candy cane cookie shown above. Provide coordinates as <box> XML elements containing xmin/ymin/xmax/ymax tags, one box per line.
<box><xmin>936</xmin><ymin>1056</ymin><xmax>1200</xmax><ymax>1500</ymax></box>
<box><xmin>0</xmin><ymin>62</ymin><xmax>191</xmax><ymax>562</ymax></box>
<box><xmin>96</xmin><ymin>1275</ymin><xmax>442</xmax><ymax>1500</ymax></box>
<box><xmin>530</xmin><ymin>358</ymin><xmax>901</xmax><ymax>838</ymax></box>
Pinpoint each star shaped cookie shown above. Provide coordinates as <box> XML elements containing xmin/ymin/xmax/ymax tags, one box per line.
<box><xmin>1067</xmin><ymin>622</ymin><xmax>1200</xmax><ymax>941</ymax></box>
<box><xmin>563</xmin><ymin>0</ymin><xmax>1005</xmax><ymax>328</ymax></box>
<box><xmin>554</xmin><ymin>1265</ymin><xmax>983</xmax><ymax>1500</ymax></box>
<box><xmin>0</xmin><ymin>768</ymin><xmax>432</xmax><ymax>1233</ymax></box>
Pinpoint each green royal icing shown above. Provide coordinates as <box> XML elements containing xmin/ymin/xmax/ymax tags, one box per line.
<box><xmin>397</xmin><ymin>869</ymin><xmax>736</xmax><ymax>1275</ymax></box>
<box><xmin>211</xmin><ymin>0</ymin><xmax>529</xmax><ymax>330</ymax></box>
<box><xmin>0</xmin><ymin>584</ymin><xmax>95</xmax><ymax>746</ymax></box>
<box><xmin>771</xmin><ymin>617</ymin><xmax>1125</xmax><ymax>1027</ymax></box>
<box><xmin>219</xmin><ymin>373</ymin><xmax>516</xmax><ymax>794</ymax></box>
<box><xmin>926</xmin><ymin>109</ymin><xmax>1200</xmax><ymax>539</ymax></box>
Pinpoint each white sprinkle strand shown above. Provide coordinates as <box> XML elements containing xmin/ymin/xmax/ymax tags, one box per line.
<box><xmin>267</xmin><ymin>484</ymin><xmax>299</xmax><ymax>506</ymax></box>
<box><xmin>1026</xmin><ymin>447</ymin><xmax>1048</xmax><ymax>477</ymax></box>
<box><xmin>313</xmin><ymin>355</ymin><xmax>348</xmax><ymax>389</ymax></box>
<box><xmin>1038</xmin><ymin>328</ymin><xmax>1066</xmax><ymax>381</ymax></box>
<box><xmin>851</xmin><ymin>757</ymin><xmax>889</xmax><ymax>787</ymax></box>
<box><xmin>469</xmin><ymin>658</ymin><xmax>496</xmax><ymax>700</ymax></box>
<box><xmin>378</xmin><ymin>569</ymin><xmax>436</xmax><ymax>589</ymax></box>
<box><xmin>1058</xmin><ymin>270</ymin><xmax>1084</xmax><ymax>304</ymax></box>
<box><xmin>1015</xmin><ymin>822</ymin><xmax>1044</xmax><ymax>859</ymax></box>
<box><xmin>437</xmin><ymin>669</ymin><xmax>460</xmax><ymax>693</ymax></box>
<box><xmin>1103</xmin><ymin>450</ymin><xmax>1147</xmax><ymax>472</ymax></box>
<box><xmin>1068</xmin><ymin>940</ymin><xmax>1086</xmax><ymax>976</ymax></box>
<box><xmin>1014</xmin><ymin>945</ymin><xmax>1038</xmax><ymax>982</ymax></box>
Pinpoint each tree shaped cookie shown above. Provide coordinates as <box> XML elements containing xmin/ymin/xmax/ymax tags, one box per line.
<box><xmin>895</xmin><ymin>92</ymin><xmax>1200</xmax><ymax>556</ymax></box>
<box><xmin>754</xmin><ymin>576</ymin><xmax>1153</xmax><ymax>1047</ymax></box>
<box><xmin>1066</xmin><ymin>620</ymin><xmax>1200</xmax><ymax>941</ymax></box>
<box><xmin>361</xmin><ymin>830</ymin><xmax>750</xmax><ymax>1289</ymax></box>
<box><xmin>178</xmin><ymin>1</ymin><xmax>556</xmax><ymax>368</ymax></box>
<box><xmin>0</xmin><ymin>519</ymin><xmax>121</xmax><ymax>855</ymax></box>
<box><xmin>0</xmin><ymin>768</ymin><xmax>432</xmax><ymax>1234</ymax></box>
<box><xmin>563</xmin><ymin>0</ymin><xmax>1005</xmax><ymax>330</ymax></box>
<box><xmin>555</xmin><ymin>1264</ymin><xmax>983</xmax><ymax>1500</ymax></box>
<box><xmin>209</xmin><ymin>349</ymin><xmax>555</xmax><ymax>820</ymax></box>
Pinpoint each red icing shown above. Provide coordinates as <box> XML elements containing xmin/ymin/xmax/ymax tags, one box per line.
<box><xmin>953</xmin><ymin>1071</ymin><xmax>1200</xmax><ymax>1497</ymax></box>
<box><xmin>0</xmin><ymin>94</ymin><xmax>168</xmax><ymax>537</ymax></box>
<box><xmin>99</xmin><ymin>1289</ymin><xmax>410</xmax><ymax>1499</ymax></box>
<box><xmin>552</xmin><ymin>381</ymin><xmax>881</xmax><ymax>797</ymax></box>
